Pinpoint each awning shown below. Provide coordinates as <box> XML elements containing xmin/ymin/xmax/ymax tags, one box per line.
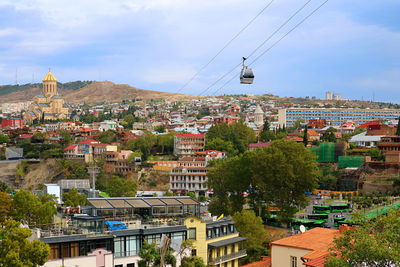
<box><xmin>208</xmin><ymin>236</ymin><xmax>247</xmax><ymax>248</ymax></box>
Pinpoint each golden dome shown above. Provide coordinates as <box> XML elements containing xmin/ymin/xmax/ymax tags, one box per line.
<box><xmin>42</xmin><ymin>71</ymin><xmax>57</xmax><ymax>82</ymax></box>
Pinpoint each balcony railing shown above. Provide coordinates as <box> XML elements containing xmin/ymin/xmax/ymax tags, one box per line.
<box><xmin>208</xmin><ymin>249</ymin><xmax>247</xmax><ymax>265</ymax></box>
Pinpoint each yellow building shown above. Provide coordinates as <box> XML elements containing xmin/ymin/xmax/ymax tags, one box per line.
<box><xmin>184</xmin><ymin>216</ymin><xmax>247</xmax><ymax>267</ymax></box>
<box><xmin>24</xmin><ymin>70</ymin><xmax>69</xmax><ymax>122</ymax></box>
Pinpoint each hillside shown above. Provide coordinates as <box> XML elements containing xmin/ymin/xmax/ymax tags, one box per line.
<box><xmin>0</xmin><ymin>81</ymin><xmax>196</xmax><ymax>104</ymax></box>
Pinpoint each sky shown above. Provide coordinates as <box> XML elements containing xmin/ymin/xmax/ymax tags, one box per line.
<box><xmin>0</xmin><ymin>0</ymin><xmax>399</xmax><ymax>102</ymax></box>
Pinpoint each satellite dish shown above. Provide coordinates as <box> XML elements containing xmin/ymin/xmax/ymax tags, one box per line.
<box><xmin>300</xmin><ymin>225</ymin><xmax>306</xmax><ymax>233</ymax></box>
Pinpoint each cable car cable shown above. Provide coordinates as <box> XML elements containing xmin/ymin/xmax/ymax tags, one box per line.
<box><xmin>199</xmin><ymin>0</ymin><xmax>314</xmax><ymax>95</ymax></box>
<box><xmin>175</xmin><ymin>0</ymin><xmax>275</xmax><ymax>94</ymax></box>
<box><xmin>211</xmin><ymin>0</ymin><xmax>329</xmax><ymax>96</ymax></box>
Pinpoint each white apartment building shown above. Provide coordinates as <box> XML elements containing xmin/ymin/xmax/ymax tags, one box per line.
<box><xmin>278</xmin><ymin>108</ymin><xmax>400</xmax><ymax>127</ymax></box>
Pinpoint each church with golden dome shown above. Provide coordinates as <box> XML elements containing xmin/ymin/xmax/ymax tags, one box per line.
<box><xmin>24</xmin><ymin>70</ymin><xmax>69</xmax><ymax>122</ymax></box>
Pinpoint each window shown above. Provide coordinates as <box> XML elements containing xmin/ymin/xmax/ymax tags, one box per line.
<box><xmin>171</xmin><ymin>232</ymin><xmax>185</xmax><ymax>242</ymax></box>
<box><xmin>115</xmin><ymin>265</ymin><xmax>123</xmax><ymax>267</ymax></box>
<box><xmin>126</xmin><ymin>236</ymin><xmax>138</xmax><ymax>256</ymax></box>
<box><xmin>223</xmin><ymin>226</ymin><xmax>227</xmax><ymax>234</ymax></box>
<box><xmin>192</xmin><ymin>249</ymin><xmax>197</xmax><ymax>256</ymax></box>
<box><xmin>215</xmin><ymin>227</ymin><xmax>220</xmax><ymax>237</ymax></box>
<box><xmin>127</xmin><ymin>264</ymin><xmax>135</xmax><ymax>267</ymax></box>
<box><xmin>229</xmin><ymin>224</ymin><xmax>234</xmax><ymax>233</ymax></box>
<box><xmin>207</xmin><ymin>229</ymin><xmax>212</xmax><ymax>238</ymax></box>
<box><xmin>49</xmin><ymin>244</ymin><xmax>59</xmax><ymax>259</ymax></box>
<box><xmin>114</xmin><ymin>237</ymin><xmax>125</xmax><ymax>258</ymax></box>
<box><xmin>291</xmin><ymin>256</ymin><xmax>297</xmax><ymax>267</ymax></box>
<box><xmin>188</xmin><ymin>228</ymin><xmax>196</xmax><ymax>240</ymax></box>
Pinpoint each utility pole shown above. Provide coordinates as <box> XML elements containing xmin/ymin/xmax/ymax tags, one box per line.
<box><xmin>87</xmin><ymin>165</ymin><xmax>100</xmax><ymax>198</ymax></box>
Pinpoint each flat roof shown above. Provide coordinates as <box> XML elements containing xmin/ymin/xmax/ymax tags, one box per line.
<box><xmin>88</xmin><ymin>199</ymin><xmax>113</xmax><ymax>209</ymax></box>
<box><xmin>87</xmin><ymin>197</ymin><xmax>198</xmax><ymax>209</ymax></box>
<box><xmin>125</xmin><ymin>199</ymin><xmax>150</xmax><ymax>208</ymax></box>
<box><xmin>208</xmin><ymin>236</ymin><xmax>247</xmax><ymax>248</ymax></box>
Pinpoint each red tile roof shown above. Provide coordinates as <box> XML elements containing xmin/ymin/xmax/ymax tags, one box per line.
<box><xmin>78</xmin><ymin>139</ymin><xmax>99</xmax><ymax>144</ymax></box>
<box><xmin>307</xmin><ymin>129</ymin><xmax>320</xmax><ymax>136</ymax></box>
<box><xmin>240</xmin><ymin>256</ymin><xmax>271</xmax><ymax>267</ymax></box>
<box><xmin>175</xmin><ymin>134</ymin><xmax>205</xmax><ymax>137</ymax></box>
<box><xmin>64</xmin><ymin>145</ymin><xmax>77</xmax><ymax>150</ymax></box>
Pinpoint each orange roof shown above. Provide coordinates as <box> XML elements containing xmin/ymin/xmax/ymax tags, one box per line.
<box><xmin>240</xmin><ymin>256</ymin><xmax>271</xmax><ymax>267</ymax></box>
<box><xmin>303</xmin><ymin>254</ymin><xmax>328</xmax><ymax>267</ymax></box>
<box><xmin>307</xmin><ymin>129</ymin><xmax>319</xmax><ymax>136</ymax></box>
<box><xmin>302</xmin><ymin>250</ymin><xmax>330</xmax><ymax>261</ymax></box>
<box><xmin>271</xmin><ymin>228</ymin><xmax>340</xmax><ymax>251</ymax></box>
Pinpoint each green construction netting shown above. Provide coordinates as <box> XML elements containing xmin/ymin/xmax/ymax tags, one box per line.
<box><xmin>338</xmin><ymin>156</ymin><xmax>364</xmax><ymax>169</ymax></box>
<box><xmin>308</xmin><ymin>142</ymin><xmax>335</xmax><ymax>162</ymax></box>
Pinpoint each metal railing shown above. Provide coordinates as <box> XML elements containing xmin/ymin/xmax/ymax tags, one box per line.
<box><xmin>208</xmin><ymin>249</ymin><xmax>247</xmax><ymax>265</ymax></box>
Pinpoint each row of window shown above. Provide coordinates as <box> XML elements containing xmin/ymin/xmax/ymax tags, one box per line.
<box><xmin>207</xmin><ymin>224</ymin><xmax>235</xmax><ymax>239</ymax></box>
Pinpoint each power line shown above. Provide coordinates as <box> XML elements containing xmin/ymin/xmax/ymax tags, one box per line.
<box><xmin>176</xmin><ymin>0</ymin><xmax>275</xmax><ymax>94</ymax></box>
<box><xmin>200</xmin><ymin>0</ymin><xmax>313</xmax><ymax>96</ymax></box>
<box><xmin>212</xmin><ymin>0</ymin><xmax>329</xmax><ymax>96</ymax></box>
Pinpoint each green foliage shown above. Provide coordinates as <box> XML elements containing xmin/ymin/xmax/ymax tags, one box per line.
<box><xmin>106</xmin><ymin>176</ymin><xmax>138</xmax><ymax>197</ymax></box>
<box><xmin>31</xmin><ymin>132</ymin><xmax>46</xmax><ymax>143</ymax></box>
<box><xmin>0</xmin><ymin>192</ymin><xmax>12</xmax><ymax>224</ymax></box>
<box><xmin>138</xmin><ymin>240</ymin><xmax>176</xmax><ymax>267</ymax></box>
<box><xmin>303</xmin><ymin>127</ymin><xmax>308</xmax><ymax>146</ymax></box>
<box><xmin>198</xmin><ymin>195</ymin><xmax>206</xmax><ymax>202</ymax></box>
<box><xmin>154</xmin><ymin>125</ymin><xmax>166</xmax><ymax>133</ymax></box>
<box><xmin>12</xmin><ymin>190</ymin><xmax>57</xmax><ymax>229</ymax></box>
<box><xmin>206</xmin><ymin>120</ymin><xmax>256</xmax><ymax>155</ymax></box>
<box><xmin>205</xmin><ymin>137</ymin><xmax>235</xmax><ymax>155</ymax></box>
<box><xmin>58</xmin><ymin>130</ymin><xmax>72</xmax><ymax>146</ymax></box>
<box><xmin>0</xmin><ymin>219</ymin><xmax>50</xmax><ymax>267</ymax></box>
<box><xmin>208</xmin><ymin>140</ymin><xmax>319</xmax><ymax>222</ymax></box>
<box><xmin>233</xmin><ymin>210</ymin><xmax>267</xmax><ymax>264</ymax></box>
<box><xmin>326</xmin><ymin>210</ymin><xmax>400</xmax><ymax>266</ymax></box>
<box><xmin>59</xmin><ymin>159</ymin><xmax>90</xmax><ymax>180</ymax></box>
<box><xmin>186</xmin><ymin>191</ymin><xmax>196</xmax><ymax>199</ymax></box>
<box><xmin>126</xmin><ymin>132</ymin><xmax>174</xmax><ymax>159</ymax></box>
<box><xmin>181</xmin><ymin>256</ymin><xmax>206</xmax><ymax>267</ymax></box>
<box><xmin>0</xmin><ymin>133</ymin><xmax>11</xmax><ymax>144</ymax></box>
<box><xmin>397</xmin><ymin>117</ymin><xmax>400</xmax><ymax>136</ymax></box>
<box><xmin>62</xmin><ymin>188</ymin><xmax>86</xmax><ymax>206</ymax></box>
<box><xmin>97</xmin><ymin>130</ymin><xmax>117</xmax><ymax>144</ymax></box>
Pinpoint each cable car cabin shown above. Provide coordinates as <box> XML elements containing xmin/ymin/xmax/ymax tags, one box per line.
<box><xmin>240</xmin><ymin>66</ymin><xmax>254</xmax><ymax>84</ymax></box>
<box><xmin>313</xmin><ymin>205</ymin><xmax>331</xmax><ymax>214</ymax></box>
<box><xmin>330</xmin><ymin>203</ymin><xmax>349</xmax><ymax>213</ymax></box>
<box><xmin>240</xmin><ymin>57</ymin><xmax>254</xmax><ymax>84</ymax></box>
<box><xmin>308</xmin><ymin>213</ymin><xmax>328</xmax><ymax>222</ymax></box>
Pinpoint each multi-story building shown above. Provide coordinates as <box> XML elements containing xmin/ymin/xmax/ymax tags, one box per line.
<box><xmin>170</xmin><ymin>165</ymin><xmax>209</xmax><ymax>197</ymax></box>
<box><xmin>103</xmin><ymin>150</ymin><xmax>134</xmax><ymax>175</ymax></box>
<box><xmin>0</xmin><ymin>117</ymin><xmax>24</xmax><ymax>129</ymax></box>
<box><xmin>279</xmin><ymin>108</ymin><xmax>400</xmax><ymax>127</ymax></box>
<box><xmin>325</xmin><ymin>91</ymin><xmax>333</xmax><ymax>100</ymax></box>
<box><xmin>185</xmin><ymin>216</ymin><xmax>247</xmax><ymax>267</ymax></box>
<box><xmin>174</xmin><ymin>134</ymin><xmax>205</xmax><ymax>157</ymax></box>
<box><xmin>38</xmin><ymin>196</ymin><xmax>247</xmax><ymax>267</ymax></box>
<box><xmin>1</xmin><ymin>101</ymin><xmax>31</xmax><ymax>114</ymax></box>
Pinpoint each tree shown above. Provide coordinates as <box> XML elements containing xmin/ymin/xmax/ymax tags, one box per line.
<box><xmin>0</xmin><ymin>192</ymin><xmax>12</xmax><ymax>224</ymax></box>
<box><xmin>396</xmin><ymin>116</ymin><xmax>400</xmax><ymax>136</ymax></box>
<box><xmin>0</xmin><ymin>219</ymin><xmax>50</xmax><ymax>267</ymax></box>
<box><xmin>208</xmin><ymin>140</ymin><xmax>319</xmax><ymax>222</ymax></box>
<box><xmin>0</xmin><ymin>133</ymin><xmax>11</xmax><ymax>144</ymax></box>
<box><xmin>106</xmin><ymin>176</ymin><xmax>137</xmax><ymax>197</ymax></box>
<box><xmin>97</xmin><ymin>130</ymin><xmax>117</xmax><ymax>144</ymax></box>
<box><xmin>138</xmin><ymin>240</ymin><xmax>176</xmax><ymax>267</ymax></box>
<box><xmin>154</xmin><ymin>125</ymin><xmax>166</xmax><ymax>133</ymax></box>
<box><xmin>325</xmin><ymin>210</ymin><xmax>400</xmax><ymax>267</ymax></box>
<box><xmin>205</xmin><ymin>137</ymin><xmax>235</xmax><ymax>155</ymax></box>
<box><xmin>303</xmin><ymin>127</ymin><xmax>308</xmax><ymax>146</ymax></box>
<box><xmin>181</xmin><ymin>256</ymin><xmax>206</xmax><ymax>267</ymax></box>
<box><xmin>232</xmin><ymin>210</ymin><xmax>268</xmax><ymax>264</ymax></box>
<box><xmin>12</xmin><ymin>190</ymin><xmax>57</xmax><ymax>228</ymax></box>
<box><xmin>31</xmin><ymin>132</ymin><xmax>46</xmax><ymax>143</ymax></box>
<box><xmin>63</xmin><ymin>188</ymin><xmax>86</xmax><ymax>206</ymax></box>
<box><xmin>124</xmin><ymin>114</ymin><xmax>135</xmax><ymax>129</ymax></box>
<box><xmin>58</xmin><ymin>130</ymin><xmax>71</xmax><ymax>146</ymax></box>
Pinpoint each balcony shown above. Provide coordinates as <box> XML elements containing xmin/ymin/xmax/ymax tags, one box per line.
<box><xmin>208</xmin><ymin>249</ymin><xmax>247</xmax><ymax>265</ymax></box>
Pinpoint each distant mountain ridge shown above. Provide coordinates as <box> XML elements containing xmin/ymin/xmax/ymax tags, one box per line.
<box><xmin>0</xmin><ymin>81</ymin><xmax>193</xmax><ymax>104</ymax></box>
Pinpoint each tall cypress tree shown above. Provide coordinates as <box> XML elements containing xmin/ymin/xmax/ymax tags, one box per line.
<box><xmin>396</xmin><ymin>117</ymin><xmax>400</xmax><ymax>136</ymax></box>
<box><xmin>303</xmin><ymin>127</ymin><xmax>308</xmax><ymax>146</ymax></box>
